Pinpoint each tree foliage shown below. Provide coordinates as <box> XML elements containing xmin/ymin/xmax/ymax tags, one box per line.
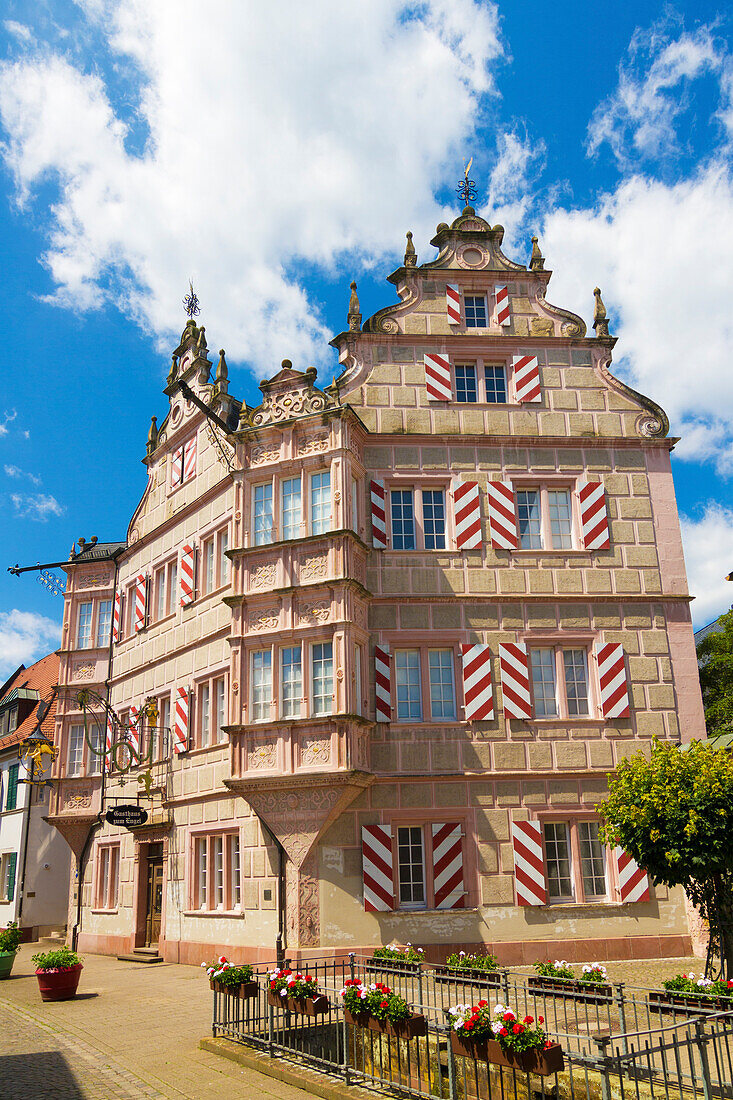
<box><xmin>697</xmin><ymin>609</ymin><xmax>733</xmax><ymax>740</ymax></box>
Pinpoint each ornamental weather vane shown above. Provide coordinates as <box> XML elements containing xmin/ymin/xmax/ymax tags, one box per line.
<box><xmin>456</xmin><ymin>157</ymin><xmax>477</xmax><ymax>207</ymax></box>
<box><xmin>182</xmin><ymin>280</ymin><xmax>200</xmax><ymax>319</ymax></box>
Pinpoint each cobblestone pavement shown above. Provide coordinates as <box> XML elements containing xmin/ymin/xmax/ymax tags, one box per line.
<box><xmin>0</xmin><ymin>942</ymin><xmax>311</xmax><ymax>1100</ymax></box>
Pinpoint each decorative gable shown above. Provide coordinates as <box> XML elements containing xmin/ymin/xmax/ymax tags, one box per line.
<box><xmin>238</xmin><ymin>360</ymin><xmax>340</xmax><ymax>430</ymax></box>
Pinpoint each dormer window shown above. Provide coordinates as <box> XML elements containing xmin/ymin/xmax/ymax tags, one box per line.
<box><xmin>464</xmin><ymin>294</ymin><xmax>488</xmax><ymax>328</ymax></box>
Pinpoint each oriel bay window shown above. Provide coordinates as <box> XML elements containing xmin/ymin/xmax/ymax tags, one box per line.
<box><xmin>248</xmin><ymin>642</ymin><xmax>337</xmax><ymax>720</ymax></box>
<box><xmin>529</xmin><ymin>647</ymin><xmax>590</xmax><ymax>718</ymax></box>
<box><xmin>543</xmin><ymin>820</ymin><xmax>608</xmax><ymax>903</ymax></box>
<box><xmin>394</xmin><ymin>648</ymin><xmax>457</xmax><ymax>722</ymax></box>
<box><xmin>389</xmin><ymin>488</ymin><xmax>447</xmax><ymax>550</ymax></box>
<box><xmin>192</xmin><ymin>832</ymin><xmax>241</xmax><ymax>912</ymax></box>
<box><xmin>252</xmin><ymin>471</ymin><xmax>333</xmax><ymax>544</ymax></box>
<box><xmin>515</xmin><ymin>487</ymin><xmax>574</xmax><ymax>550</ymax></box>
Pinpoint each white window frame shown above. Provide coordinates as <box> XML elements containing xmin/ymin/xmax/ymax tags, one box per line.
<box><xmin>396</xmin><ymin>825</ymin><xmax>427</xmax><ymax>910</ymax></box>
<box><xmin>514</xmin><ymin>484</ymin><xmax>577</xmax><ymax>551</ymax></box>
<box><xmin>251</xmin><ymin>650</ymin><xmax>273</xmax><ymax>723</ymax></box>
<box><xmin>77</xmin><ymin>601</ymin><xmax>93</xmax><ymax>649</ymax></box>
<box><xmin>463</xmin><ymin>293</ymin><xmax>489</xmax><ymax>329</ymax></box>
<box><xmin>311</xmin><ymin>641</ymin><xmax>334</xmax><ymax>716</ymax></box>
<box><xmin>281</xmin><ymin>475</ymin><xmax>303</xmax><ymax>541</ymax></box>
<box><xmin>192</xmin><ymin>832</ymin><xmax>241</xmax><ymax>913</ymax></box>
<box><xmin>529</xmin><ymin>645</ymin><xmax>592</xmax><ymax>719</ymax></box>
<box><xmin>542</xmin><ymin>818</ymin><xmax>609</xmax><ymax>904</ymax></box>
<box><xmin>388</xmin><ymin>486</ymin><xmax>448</xmax><ymax>551</ymax></box>
<box><xmin>253</xmin><ymin>482</ymin><xmax>274</xmax><ymax>546</ymax></box>
<box><xmin>309</xmin><ymin>470</ymin><xmax>332</xmax><ymax>536</ymax></box>
<box><xmin>95</xmin><ymin>844</ymin><xmax>120</xmax><ymax>910</ymax></box>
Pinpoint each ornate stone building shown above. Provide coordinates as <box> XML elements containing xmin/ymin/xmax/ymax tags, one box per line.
<box><xmin>49</xmin><ymin>205</ymin><xmax>704</xmax><ymax>964</ymax></box>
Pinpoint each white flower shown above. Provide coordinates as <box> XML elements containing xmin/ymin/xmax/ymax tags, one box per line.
<box><xmin>418</xmin><ymin>948</ymin><xmax>424</xmax><ymax>954</ymax></box>
<box><xmin>359</xmin><ymin>989</ymin><xmax>368</xmax><ymax>999</ymax></box>
<box><xmin>494</xmin><ymin>1004</ymin><xmax>506</xmax><ymax>1015</ymax></box>
<box><xmin>459</xmin><ymin>950</ymin><xmax>465</xmax><ymax>957</ymax></box>
<box><xmin>491</xmin><ymin>1022</ymin><xmax>503</xmax><ymax>1035</ymax></box>
<box><xmin>339</xmin><ymin>987</ymin><xmax>347</xmax><ymax>996</ymax></box>
<box><xmin>280</xmin><ymin>989</ymin><xmax>287</xmax><ymax>997</ymax></box>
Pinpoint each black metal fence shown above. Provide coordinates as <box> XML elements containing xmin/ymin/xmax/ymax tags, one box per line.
<box><xmin>211</xmin><ymin>954</ymin><xmax>733</xmax><ymax>1099</ymax></box>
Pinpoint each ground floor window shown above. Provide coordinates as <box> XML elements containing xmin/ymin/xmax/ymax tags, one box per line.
<box><xmin>192</xmin><ymin>832</ymin><xmax>241</xmax><ymax>912</ymax></box>
<box><xmin>95</xmin><ymin>844</ymin><xmax>120</xmax><ymax>910</ymax></box>
<box><xmin>543</xmin><ymin>819</ymin><xmax>608</xmax><ymax>903</ymax></box>
<box><xmin>0</xmin><ymin>852</ymin><xmax>17</xmax><ymax>902</ymax></box>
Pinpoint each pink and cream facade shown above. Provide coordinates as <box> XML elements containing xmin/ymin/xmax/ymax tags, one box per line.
<box><xmin>50</xmin><ymin>207</ymin><xmax>704</xmax><ymax>963</ymax></box>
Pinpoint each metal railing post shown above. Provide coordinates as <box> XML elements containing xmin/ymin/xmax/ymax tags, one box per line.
<box><xmin>694</xmin><ymin>1018</ymin><xmax>714</xmax><ymax>1100</ymax></box>
<box><xmin>615</xmin><ymin>982</ymin><xmax>628</xmax><ymax>1055</ymax></box>
<box><xmin>593</xmin><ymin>1033</ymin><xmax>614</xmax><ymax>1100</ymax></box>
<box><xmin>501</xmin><ymin>967</ymin><xmax>510</xmax><ymax>1004</ymax></box>
<box><xmin>349</xmin><ymin>952</ymin><xmax>355</xmax><ymax>982</ymax></box>
<box><xmin>268</xmin><ymin>1001</ymin><xmax>274</xmax><ymax>1056</ymax></box>
<box><xmin>445</xmin><ymin>1024</ymin><xmax>459</xmax><ymax>1100</ymax></box>
<box><xmin>417</xmin><ymin>960</ymin><xmax>424</xmax><ymax>1012</ymax></box>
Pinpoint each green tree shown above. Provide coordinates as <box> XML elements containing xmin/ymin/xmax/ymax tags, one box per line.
<box><xmin>696</xmin><ymin>609</ymin><xmax>733</xmax><ymax>741</ymax></box>
<box><xmin>597</xmin><ymin>739</ymin><xmax>733</xmax><ymax>977</ymax></box>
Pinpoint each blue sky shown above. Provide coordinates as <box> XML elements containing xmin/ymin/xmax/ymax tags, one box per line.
<box><xmin>1</xmin><ymin>1</ymin><xmax>732</xmax><ymax>675</ymax></box>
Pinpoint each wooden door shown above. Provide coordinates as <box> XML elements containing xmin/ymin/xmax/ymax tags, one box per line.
<box><xmin>145</xmin><ymin>860</ymin><xmax>163</xmax><ymax>946</ymax></box>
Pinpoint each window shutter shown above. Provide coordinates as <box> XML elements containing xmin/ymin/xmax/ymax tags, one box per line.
<box><xmin>119</xmin><ymin>594</ymin><xmax>126</xmax><ymax>640</ymax></box>
<box><xmin>446</xmin><ymin>283</ymin><xmax>461</xmax><ymax>325</ymax></box>
<box><xmin>6</xmin><ymin>852</ymin><xmax>17</xmax><ymax>901</ymax></box>
<box><xmin>362</xmin><ymin>824</ymin><xmax>394</xmax><ymax>911</ymax></box>
<box><xmin>180</xmin><ymin>543</ymin><xmax>195</xmax><ymax>605</ymax></box>
<box><xmin>171</xmin><ymin>446</ymin><xmax>183</xmax><ymax>485</ymax></box>
<box><xmin>461</xmin><ymin>643</ymin><xmax>494</xmax><ymax>721</ymax></box>
<box><xmin>512</xmin><ymin>355</ymin><xmax>541</xmax><ymax>403</ymax></box>
<box><xmin>105</xmin><ymin>715</ymin><xmax>114</xmax><ymax>774</ymax></box>
<box><xmin>452</xmin><ymin>479</ymin><xmax>482</xmax><ymax>549</ymax></box>
<box><xmin>183</xmin><ymin>435</ymin><xmax>197</xmax><ymax>481</ymax></box>
<box><xmin>498</xmin><ymin>642</ymin><xmax>532</xmax><ymax>719</ymax></box>
<box><xmin>595</xmin><ymin>643</ymin><xmax>630</xmax><ymax>718</ymax></box>
<box><xmin>495</xmin><ymin>285</ymin><xmax>510</xmax><ymax>327</ymax></box>
<box><xmin>424</xmin><ymin>353</ymin><xmax>453</xmax><ymax>401</ymax></box>
<box><xmin>578</xmin><ymin>481</ymin><xmax>610</xmax><ymax>549</ymax></box>
<box><xmin>614</xmin><ymin>847</ymin><xmax>650</xmax><ymax>903</ymax></box>
<box><xmin>6</xmin><ymin>764</ymin><xmax>19</xmax><ymax>811</ymax></box>
<box><xmin>431</xmin><ymin>823</ymin><xmax>466</xmax><ymax>909</ymax></box>
<box><xmin>370</xmin><ymin>480</ymin><xmax>387</xmax><ymax>549</ymax></box>
<box><xmin>112</xmin><ymin>592</ymin><xmax>121</xmax><ymax>643</ymax></box>
<box><xmin>486</xmin><ymin>481</ymin><xmax>518</xmax><ymax>550</ymax></box>
<box><xmin>374</xmin><ymin>644</ymin><xmax>391</xmax><ymax>722</ymax></box>
<box><xmin>174</xmin><ymin>686</ymin><xmax>189</xmax><ymax>754</ymax></box>
<box><xmin>128</xmin><ymin>705</ymin><xmax>140</xmax><ymax>758</ymax></box>
<box><xmin>511</xmin><ymin>819</ymin><xmax>547</xmax><ymax>905</ymax></box>
<box><xmin>134</xmin><ymin>574</ymin><xmax>147</xmax><ymax>633</ymax></box>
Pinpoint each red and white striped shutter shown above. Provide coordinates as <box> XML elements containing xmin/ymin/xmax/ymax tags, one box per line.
<box><xmin>512</xmin><ymin>355</ymin><xmax>541</xmax><ymax>403</ymax></box>
<box><xmin>370</xmin><ymin>480</ymin><xmax>387</xmax><ymax>549</ymax></box>
<box><xmin>173</xmin><ymin>686</ymin><xmax>189</xmax><ymax>754</ymax></box>
<box><xmin>461</xmin><ymin>644</ymin><xmax>494</xmax><ymax>721</ymax></box>
<box><xmin>446</xmin><ymin>284</ymin><xmax>461</xmax><ymax>325</ymax></box>
<box><xmin>512</xmin><ymin>820</ymin><xmax>547</xmax><ymax>906</ymax></box>
<box><xmin>578</xmin><ymin>481</ymin><xmax>611</xmax><ymax>549</ymax></box>
<box><xmin>171</xmin><ymin>446</ymin><xmax>183</xmax><ymax>486</ymax></box>
<box><xmin>495</xmin><ymin>285</ymin><xmax>510</xmax><ymax>327</ymax></box>
<box><xmin>105</xmin><ymin>714</ymin><xmax>114</xmax><ymax>773</ymax></box>
<box><xmin>595</xmin><ymin>643</ymin><xmax>630</xmax><ymax>718</ymax></box>
<box><xmin>431</xmin><ymin>823</ymin><xmax>465</xmax><ymax>909</ymax></box>
<box><xmin>486</xmin><ymin>481</ymin><xmax>518</xmax><ymax>550</ymax></box>
<box><xmin>499</xmin><ymin>642</ymin><xmax>532</xmax><ymax>719</ymax></box>
<box><xmin>614</xmin><ymin>847</ymin><xmax>650</xmax><ymax>903</ymax></box>
<box><xmin>362</xmin><ymin>824</ymin><xmax>394</xmax><ymax>911</ymax></box>
<box><xmin>180</xmin><ymin>543</ymin><xmax>195</xmax><ymax>606</ymax></box>
<box><xmin>424</xmin><ymin>353</ymin><xmax>453</xmax><ymax>401</ymax></box>
<box><xmin>183</xmin><ymin>435</ymin><xmax>197</xmax><ymax>481</ymax></box>
<box><xmin>128</xmin><ymin>704</ymin><xmax>139</xmax><ymax>757</ymax></box>
<box><xmin>112</xmin><ymin>592</ymin><xmax>121</xmax><ymax>643</ymax></box>
<box><xmin>375</xmin><ymin>644</ymin><xmax>391</xmax><ymax>722</ymax></box>
<box><xmin>452</xmin><ymin>479</ymin><xmax>482</xmax><ymax>550</ymax></box>
<box><xmin>134</xmin><ymin>574</ymin><xmax>147</xmax><ymax>632</ymax></box>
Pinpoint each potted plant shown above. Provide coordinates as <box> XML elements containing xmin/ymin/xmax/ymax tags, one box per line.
<box><xmin>340</xmin><ymin>978</ymin><xmax>427</xmax><ymax>1039</ymax></box>
<box><xmin>649</xmin><ymin>972</ymin><xmax>733</xmax><ymax>1015</ymax></box>
<box><xmin>203</xmin><ymin>956</ymin><xmax>258</xmax><ymax>999</ymax></box>
<box><xmin>32</xmin><ymin>946</ymin><xmax>83</xmax><ymax>1002</ymax></box>
<box><xmin>365</xmin><ymin>943</ymin><xmax>424</xmax><ymax>975</ymax></box>
<box><xmin>267</xmin><ymin>967</ymin><xmax>329</xmax><ymax>1015</ymax></box>
<box><xmin>0</xmin><ymin>923</ymin><xmax>22</xmax><ymax>980</ymax></box>
<box><xmin>576</xmin><ymin>963</ymin><xmax>612</xmax><ymax>1001</ymax></box>
<box><xmin>528</xmin><ymin>959</ymin><xmax>576</xmax><ymax>996</ymax></box>
<box><xmin>448</xmin><ymin>1001</ymin><xmax>564</xmax><ymax>1076</ymax></box>
<box><xmin>435</xmin><ymin>950</ymin><xmax>501</xmax><ymax>987</ymax></box>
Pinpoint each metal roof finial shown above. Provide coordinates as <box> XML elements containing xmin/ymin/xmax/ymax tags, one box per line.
<box><xmin>183</xmin><ymin>280</ymin><xmax>200</xmax><ymax>320</ymax></box>
<box><xmin>456</xmin><ymin>157</ymin><xmax>477</xmax><ymax>210</ymax></box>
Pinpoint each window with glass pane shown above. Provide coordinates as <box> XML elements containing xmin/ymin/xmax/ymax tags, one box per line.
<box><xmin>96</xmin><ymin>600</ymin><xmax>112</xmax><ymax>647</ymax></box>
<box><xmin>484</xmin><ymin>364</ymin><xmax>507</xmax><ymax>403</ymax></box>
<box><xmin>548</xmin><ymin>489</ymin><xmax>573</xmax><ymax>549</ymax></box>
<box><xmin>196</xmin><ymin>838</ymin><xmax>207</xmax><ymax>908</ymax></box>
<box><xmin>395</xmin><ymin>650</ymin><xmax>422</xmax><ymax>720</ymax></box>
<box><xmin>155</xmin><ymin>569</ymin><xmax>165</xmax><ymax>619</ymax></box>
<box><xmin>252</xmin><ymin>651</ymin><xmax>272</xmax><ymax>721</ymax></box>
<box><xmin>230</xmin><ymin>834</ymin><xmax>241</xmax><ymax>908</ymax></box>
<box><xmin>429</xmin><ymin>649</ymin><xmax>456</xmax><ymax>719</ymax></box>
<box><xmin>168</xmin><ymin>562</ymin><xmax>177</xmax><ymax>614</ymax></box>
<box><xmin>99</xmin><ymin>847</ymin><xmax>110</xmax><ymax>907</ymax></box>
<box><xmin>422</xmin><ymin>490</ymin><xmax>446</xmax><ymax>550</ymax></box>
<box><xmin>351</xmin><ymin>478</ymin><xmax>359</xmax><ymax>533</ymax></box>
<box><xmin>88</xmin><ymin>725</ymin><xmax>103</xmax><ymax>774</ymax></box>
<box><xmin>214</xmin><ymin>836</ymin><xmax>224</xmax><ymax>908</ymax></box>
<box><xmin>517</xmin><ymin>490</ymin><xmax>542</xmax><ymax>549</ymax></box>
<box><xmin>390</xmin><ymin>490</ymin><xmax>415</xmax><ymax>550</ymax></box>
<box><xmin>282</xmin><ymin>477</ymin><xmax>302</xmax><ymax>540</ymax></box>
<box><xmin>77</xmin><ymin>602</ymin><xmax>93</xmax><ymax>648</ymax></box>
<box><xmin>160</xmin><ymin>697</ymin><xmax>171</xmax><ymax>757</ymax></box>
<box><xmin>530</xmin><ymin>648</ymin><xmax>558</xmax><ymax>717</ymax></box>
<box><xmin>68</xmin><ymin>724</ymin><xmax>85</xmax><ymax>775</ymax></box>
<box><xmin>563</xmin><ymin>649</ymin><xmax>589</xmax><ymax>717</ymax></box>
<box><xmin>310</xmin><ymin>472</ymin><xmax>331</xmax><ymax>535</ymax></box>
<box><xmin>455</xmin><ymin>364</ymin><xmax>477</xmax><ymax>403</ymax></box>
<box><xmin>281</xmin><ymin>647</ymin><xmax>302</xmax><ymax>718</ymax></box>
<box><xmin>578</xmin><ymin>821</ymin><xmax>607</xmax><ymax>897</ymax></box>
<box><xmin>215</xmin><ymin>677</ymin><xmax>226</xmax><ymax>741</ymax></box>
<box><xmin>312</xmin><ymin>642</ymin><xmax>333</xmax><ymax>716</ymax></box>
<box><xmin>354</xmin><ymin>644</ymin><xmax>362</xmax><ymax>715</ymax></box>
<box><xmin>397</xmin><ymin>826</ymin><xmax>425</xmax><ymax>907</ymax></box>
<box><xmin>254</xmin><ymin>483</ymin><xmax>274</xmax><ymax>545</ymax></box>
<box><xmin>544</xmin><ymin>822</ymin><xmax>573</xmax><ymax>900</ymax></box>
<box><xmin>199</xmin><ymin>683</ymin><xmax>210</xmax><ymax>746</ymax></box>
<box><xmin>464</xmin><ymin>295</ymin><xmax>488</xmax><ymax>328</ymax></box>
<box><xmin>218</xmin><ymin>529</ymin><xmax>229</xmax><ymax>584</ymax></box>
<box><xmin>203</xmin><ymin>538</ymin><xmax>214</xmax><ymax>594</ymax></box>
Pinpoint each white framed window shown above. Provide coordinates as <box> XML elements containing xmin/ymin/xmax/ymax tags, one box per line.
<box><xmin>88</xmin><ymin>724</ymin><xmax>103</xmax><ymax>775</ymax></box>
<box><xmin>202</xmin><ymin>537</ymin><xmax>215</xmax><ymax>595</ymax></box>
<box><xmin>196</xmin><ymin>674</ymin><xmax>228</xmax><ymax>747</ymax></box>
<box><xmin>464</xmin><ymin>294</ymin><xmax>488</xmax><ymax>328</ymax></box>
<box><xmin>515</xmin><ymin>486</ymin><xmax>575</xmax><ymax>551</ymax></box>
<box><xmin>310</xmin><ymin>471</ymin><xmax>331</xmax><ymax>536</ymax></box>
<box><xmin>0</xmin><ymin>853</ymin><xmax>18</xmax><ymax>903</ymax></box>
<box><xmin>484</xmin><ymin>363</ymin><xmax>508</xmax><ymax>403</ymax></box>
<box><xmin>543</xmin><ymin>819</ymin><xmax>608</xmax><ymax>903</ymax></box>
<box><xmin>96</xmin><ymin>844</ymin><xmax>119</xmax><ymax>909</ymax></box>
<box><xmin>195</xmin><ymin>836</ymin><xmax>207</xmax><ymax>909</ymax></box>
<box><xmin>159</xmin><ymin>696</ymin><xmax>171</xmax><ymax>759</ymax></box>
<box><xmin>389</xmin><ymin>488</ymin><xmax>446</xmax><ymax>551</ymax></box>
<box><xmin>167</xmin><ymin>560</ymin><xmax>178</xmax><ymax>615</ymax></box>
<box><xmin>252</xmin><ymin>650</ymin><xmax>272</xmax><ymax>722</ymax></box>
<box><xmin>397</xmin><ymin>826</ymin><xmax>426</xmax><ymax>909</ymax></box>
<box><xmin>254</xmin><ymin>483</ymin><xmax>274</xmax><ymax>546</ymax></box>
<box><xmin>215</xmin><ymin>677</ymin><xmax>227</xmax><ymax>742</ymax></box>
<box><xmin>428</xmin><ymin>649</ymin><xmax>456</xmax><ymax>719</ymax></box>
<box><xmin>455</xmin><ymin>363</ymin><xmax>478</xmax><ymax>403</ymax></box>
<box><xmin>453</xmin><ymin>360</ymin><xmax>508</xmax><ymax>404</ymax></box>
<box><xmin>281</xmin><ymin>646</ymin><xmax>302</xmax><ymax>718</ymax></box>
<box><xmin>77</xmin><ymin>602</ymin><xmax>93</xmax><ymax>648</ymax></box>
<box><xmin>218</xmin><ymin>528</ymin><xmax>230</xmax><ymax>585</ymax></box>
<box><xmin>312</xmin><ymin>642</ymin><xmax>333</xmax><ymax>716</ymax></box>
<box><xmin>96</xmin><ymin>600</ymin><xmax>112</xmax><ymax>647</ymax></box>
<box><xmin>530</xmin><ymin>647</ymin><xmax>590</xmax><ymax>719</ymax></box>
<box><xmin>282</xmin><ymin>476</ymin><xmax>302</xmax><ymax>540</ymax></box>
<box><xmin>213</xmin><ymin>835</ymin><xmax>224</xmax><ymax>909</ymax></box>
<box><xmin>422</xmin><ymin>491</ymin><xmax>446</xmax><ymax>550</ymax></box>
<box><xmin>199</xmin><ymin>683</ymin><xmax>211</xmax><ymax>747</ymax></box>
<box><xmin>395</xmin><ymin>650</ymin><xmax>422</xmax><ymax>721</ymax></box>
<box><xmin>67</xmin><ymin>724</ymin><xmax>85</xmax><ymax>776</ymax></box>
<box><xmin>230</xmin><ymin>834</ymin><xmax>241</xmax><ymax>909</ymax></box>
<box><xmin>192</xmin><ymin>832</ymin><xmax>241</xmax><ymax>912</ymax></box>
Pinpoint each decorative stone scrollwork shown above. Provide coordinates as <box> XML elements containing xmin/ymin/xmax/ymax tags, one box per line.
<box><xmin>251</xmin><ymin>607</ymin><xmax>280</xmax><ymax>631</ymax></box>
<box><xmin>73</xmin><ymin>664</ymin><xmax>95</xmax><ymax>681</ymax></box>
<box><xmin>561</xmin><ymin>320</ymin><xmax>585</xmax><ymax>337</ymax></box>
<box><xmin>377</xmin><ymin>317</ymin><xmax>399</xmax><ymax>335</ymax></box>
<box><xmin>298</xmin><ymin>601</ymin><xmax>330</xmax><ymax>625</ymax></box>
<box><xmin>79</xmin><ymin>572</ymin><xmax>108</xmax><ymax>588</ymax></box>
<box><xmin>248</xmin><ymin>742</ymin><xmax>277</xmax><ymax>770</ymax></box>
<box><xmin>637</xmin><ymin>414</ymin><xmax>666</xmax><ymax>438</ymax></box>
<box><xmin>300</xmin><ymin>555</ymin><xmax>327</xmax><ymax>582</ymax></box>
<box><xmin>250</xmin><ymin>562</ymin><xmax>277</xmax><ymax>590</ymax></box>
<box><xmin>300</xmin><ymin>736</ymin><xmax>331</xmax><ymax>767</ymax></box>
<box><xmin>65</xmin><ymin>791</ymin><xmax>92</xmax><ymax>810</ymax></box>
<box><xmin>297</xmin><ymin>434</ymin><xmax>329</xmax><ymax>456</ymax></box>
<box><xmin>352</xmin><ymin>553</ymin><xmax>367</xmax><ymax>587</ymax></box>
<box><xmin>250</xmin><ymin>443</ymin><xmax>281</xmax><ymax>466</ymax></box>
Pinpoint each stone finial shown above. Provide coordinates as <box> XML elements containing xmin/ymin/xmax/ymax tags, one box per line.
<box><xmin>593</xmin><ymin>287</ymin><xmax>610</xmax><ymax>338</ymax></box>
<box><xmin>216</xmin><ymin>349</ymin><xmax>228</xmax><ymax>384</ymax></box>
<box><xmin>167</xmin><ymin>355</ymin><xmax>179</xmax><ymax>385</ymax></box>
<box><xmin>196</xmin><ymin>325</ymin><xmax>208</xmax><ymax>352</ymax></box>
<box><xmin>147</xmin><ymin>416</ymin><xmax>158</xmax><ymax>456</ymax></box>
<box><xmin>347</xmin><ymin>280</ymin><xmax>362</xmax><ymax>332</ymax></box>
<box><xmin>529</xmin><ymin>235</ymin><xmax>545</xmax><ymax>271</ymax></box>
<box><xmin>404</xmin><ymin>231</ymin><xmax>417</xmax><ymax>268</ymax></box>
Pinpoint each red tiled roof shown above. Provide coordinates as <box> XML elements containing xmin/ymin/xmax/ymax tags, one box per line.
<box><xmin>0</xmin><ymin>650</ymin><xmax>60</xmax><ymax>752</ymax></box>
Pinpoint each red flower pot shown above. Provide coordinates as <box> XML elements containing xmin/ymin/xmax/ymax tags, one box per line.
<box><xmin>35</xmin><ymin>964</ymin><xmax>83</xmax><ymax>1002</ymax></box>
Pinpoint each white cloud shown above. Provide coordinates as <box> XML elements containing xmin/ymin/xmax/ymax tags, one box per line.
<box><xmin>4</xmin><ymin>464</ymin><xmax>41</xmax><ymax>485</ymax></box>
<box><xmin>11</xmin><ymin>492</ymin><xmax>65</xmax><ymax>520</ymax></box>
<box><xmin>680</xmin><ymin>505</ymin><xmax>733</xmax><ymax>629</ymax></box>
<box><xmin>541</xmin><ymin>162</ymin><xmax>733</xmax><ymax>472</ymax></box>
<box><xmin>0</xmin><ymin>410</ymin><xmax>17</xmax><ymax>437</ymax></box>
<box><xmin>3</xmin><ymin>21</ymin><xmax>33</xmax><ymax>44</ymax></box>
<box><xmin>0</xmin><ymin>1</ymin><xmax>504</xmax><ymax>371</ymax></box>
<box><xmin>478</xmin><ymin>129</ymin><xmax>545</xmax><ymax>250</ymax></box>
<box><xmin>0</xmin><ymin>610</ymin><xmax>61</xmax><ymax>680</ymax></box>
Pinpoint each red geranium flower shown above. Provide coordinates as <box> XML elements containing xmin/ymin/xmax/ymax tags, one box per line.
<box><xmin>523</xmin><ymin>1015</ymin><xmax>533</xmax><ymax>1024</ymax></box>
<box><xmin>503</xmin><ymin>1012</ymin><xmax>515</xmax><ymax>1022</ymax></box>
<box><xmin>499</xmin><ymin>1027</ymin><xmax>508</xmax><ymax>1037</ymax></box>
<box><xmin>465</xmin><ymin>1020</ymin><xmax>474</xmax><ymax>1030</ymax></box>
<box><xmin>380</xmin><ymin>1000</ymin><xmax>388</xmax><ymax>1009</ymax></box>
<box><xmin>538</xmin><ymin>1015</ymin><xmax>544</xmax><ymax>1024</ymax></box>
<box><xmin>513</xmin><ymin>1024</ymin><xmax>522</xmax><ymax>1035</ymax></box>
<box><xmin>477</xmin><ymin>1000</ymin><xmax>488</xmax><ymax>1008</ymax></box>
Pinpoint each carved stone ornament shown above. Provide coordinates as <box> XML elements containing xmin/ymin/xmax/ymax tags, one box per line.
<box><xmin>73</xmin><ymin>663</ymin><xmax>95</xmax><ymax>681</ymax></box>
<box><xmin>298</xmin><ymin>601</ymin><xmax>330</xmax><ymax>625</ymax></box>
<box><xmin>456</xmin><ymin>244</ymin><xmax>488</xmax><ymax>269</ymax></box>
<box><xmin>250</xmin><ymin>561</ymin><xmax>277</xmax><ymax>590</ymax></box>
<box><xmin>297</xmin><ymin>433</ymin><xmax>329</xmax><ymax>456</ymax></box>
<box><xmin>352</xmin><ymin>553</ymin><xmax>367</xmax><ymax>587</ymax></box>
<box><xmin>240</xmin><ymin>361</ymin><xmax>340</xmax><ymax>429</ymax></box>
<box><xmin>249</xmin><ymin>443</ymin><xmax>281</xmax><ymax>466</ymax></box>
<box><xmin>636</xmin><ymin>414</ymin><xmax>666</xmax><ymax>438</ymax></box>
<box><xmin>251</xmin><ymin>607</ymin><xmax>280</xmax><ymax>631</ymax></box>
<box><xmin>300</xmin><ymin>736</ymin><xmax>331</xmax><ymax>767</ymax></box>
<box><xmin>129</xmin><ymin>528</ymin><xmax>140</xmax><ymax>545</ymax></box>
<box><xmin>248</xmin><ymin>741</ymin><xmax>277</xmax><ymax>770</ymax></box>
<box><xmin>300</xmin><ymin>554</ymin><xmax>327</xmax><ymax>582</ymax></box>
<box><xmin>64</xmin><ymin>790</ymin><xmax>93</xmax><ymax>811</ymax></box>
<box><xmin>78</xmin><ymin>572</ymin><xmax>109</xmax><ymax>588</ymax></box>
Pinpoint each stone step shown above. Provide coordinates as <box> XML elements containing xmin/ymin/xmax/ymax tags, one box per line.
<box><xmin>116</xmin><ymin>952</ymin><xmax>164</xmax><ymax>964</ymax></box>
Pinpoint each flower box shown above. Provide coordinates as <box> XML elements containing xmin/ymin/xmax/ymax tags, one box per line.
<box><xmin>35</xmin><ymin>964</ymin><xmax>83</xmax><ymax>1002</ymax></box>
<box><xmin>364</xmin><ymin>959</ymin><xmax>420</xmax><ymax>977</ymax></box>
<box><xmin>344</xmin><ymin>1007</ymin><xmax>427</xmax><ymax>1039</ymax></box>
<box><xmin>433</xmin><ymin>965</ymin><xmax>502</xmax><ymax>988</ymax></box>
<box><xmin>648</xmin><ymin>990</ymin><xmax>732</xmax><ymax>1016</ymax></box>
<box><xmin>527</xmin><ymin>975</ymin><xmax>612</xmax><ymax>1004</ymax></box>
<box><xmin>210</xmin><ymin>979</ymin><xmax>259</xmax><ymax>1000</ymax></box>
<box><xmin>450</xmin><ymin>1034</ymin><xmax>564</xmax><ymax>1076</ymax></box>
<box><xmin>0</xmin><ymin>951</ymin><xmax>16</xmax><ymax>981</ymax></box>
<box><xmin>267</xmin><ymin>991</ymin><xmax>330</xmax><ymax>1015</ymax></box>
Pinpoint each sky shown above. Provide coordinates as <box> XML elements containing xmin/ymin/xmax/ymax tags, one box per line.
<box><xmin>1</xmin><ymin>0</ymin><xmax>732</xmax><ymax>676</ymax></box>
